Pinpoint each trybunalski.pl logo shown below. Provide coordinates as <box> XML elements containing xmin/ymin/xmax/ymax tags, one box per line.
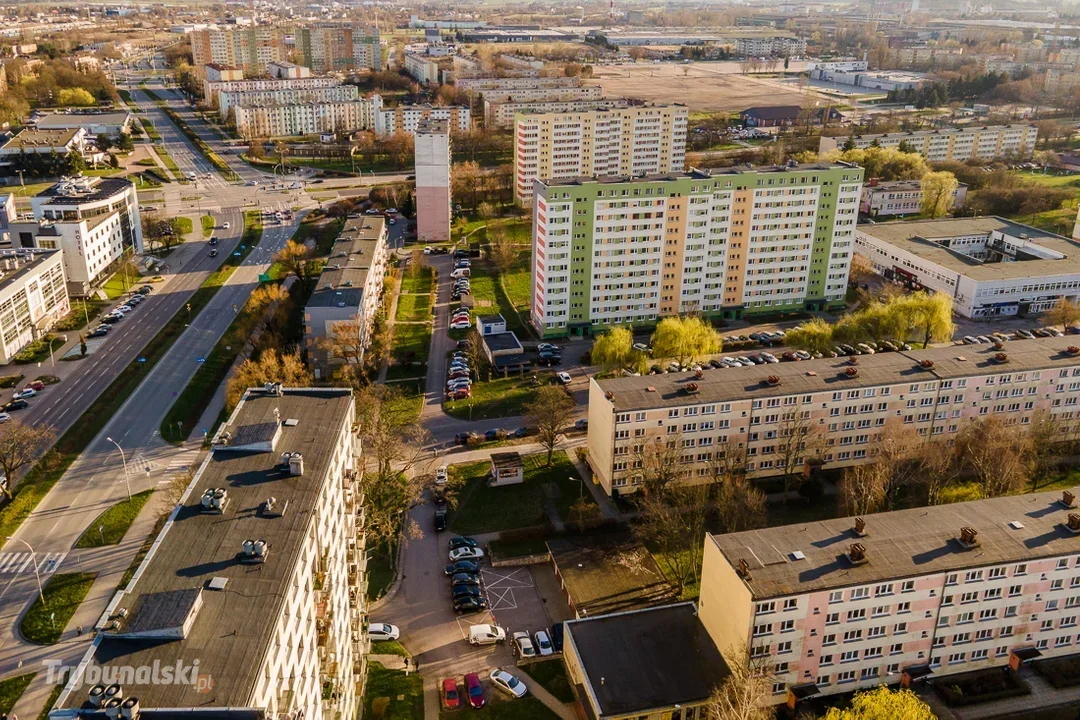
<box><xmin>44</xmin><ymin>659</ymin><xmax>211</xmax><ymax>691</ymax></box>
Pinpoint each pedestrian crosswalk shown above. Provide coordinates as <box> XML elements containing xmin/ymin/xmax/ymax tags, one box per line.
<box><xmin>0</xmin><ymin>552</ymin><xmax>67</xmax><ymax>576</ymax></box>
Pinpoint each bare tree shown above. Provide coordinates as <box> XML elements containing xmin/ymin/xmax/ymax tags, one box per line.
<box><xmin>716</xmin><ymin>473</ymin><xmax>767</xmax><ymax>533</ymax></box>
<box><xmin>769</xmin><ymin>405</ymin><xmax>823</xmax><ymax>503</ymax></box>
<box><xmin>525</xmin><ymin>385</ymin><xmax>576</xmax><ymax>466</ymax></box>
<box><xmin>486</xmin><ymin>226</ymin><xmax>519</xmax><ymax>276</ymax></box>
<box><xmin>272</xmin><ymin>241</ymin><xmax>314</xmax><ymax>281</ymax></box>
<box><xmin>839</xmin><ymin>462</ymin><xmax>889</xmax><ymax>516</ymax></box>
<box><xmin>0</xmin><ymin>420</ymin><xmax>57</xmax><ymax>499</ymax></box>
<box><xmin>912</xmin><ymin>438</ymin><xmax>961</xmax><ymax>506</ymax></box>
<box><xmin>319</xmin><ymin>315</ymin><xmax>367</xmax><ymax>368</ymax></box>
<box><xmin>954</xmin><ymin>416</ymin><xmax>1035</xmax><ymax>498</ymax></box>
<box><xmin>633</xmin><ymin>483</ymin><xmax>711</xmax><ymax>596</ymax></box>
<box><xmin>705</xmin><ymin>645</ymin><xmax>775</xmax><ymax>720</ymax></box>
<box><xmin>635</xmin><ymin>433</ymin><xmax>690</xmax><ymax>494</ymax></box>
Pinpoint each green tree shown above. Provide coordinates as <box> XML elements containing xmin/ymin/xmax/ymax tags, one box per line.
<box><xmin>650</xmin><ymin>316</ymin><xmax>721</xmax><ymax>366</ymax></box>
<box><xmin>785</xmin><ymin>318</ymin><xmax>834</xmax><ymax>353</ymax></box>
<box><xmin>823</xmin><ymin>686</ymin><xmax>936</xmax><ymax>720</ymax></box>
<box><xmin>901</xmin><ymin>291</ymin><xmax>955</xmax><ymax>348</ymax></box>
<box><xmin>591</xmin><ymin>327</ymin><xmax>634</xmax><ymax>372</ymax></box>
<box><xmin>95</xmin><ymin>133</ymin><xmax>113</xmax><ymax>152</ymax></box>
<box><xmin>841</xmin><ymin>134</ymin><xmax>857</xmax><ymax>152</ymax></box>
<box><xmin>921</xmin><ymin>170</ymin><xmax>959</xmax><ymax>218</ymax></box>
<box><xmin>57</xmin><ymin>87</ymin><xmax>96</xmax><ymax>107</ymax></box>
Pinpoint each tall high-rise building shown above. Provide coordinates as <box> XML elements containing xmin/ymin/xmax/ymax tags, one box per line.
<box><xmin>50</xmin><ymin>385</ymin><xmax>368</xmax><ymax>720</ymax></box>
<box><xmin>513</xmin><ymin>104</ymin><xmax>688</xmax><ymax>205</ymax></box>
<box><xmin>295</xmin><ymin>23</ymin><xmax>381</xmax><ymax>73</ymax></box>
<box><xmin>191</xmin><ymin>27</ymin><xmax>286</xmax><ymax>76</ymax></box>
<box><xmin>530</xmin><ymin>163</ymin><xmax>863</xmax><ymax>337</ymax></box>
<box><xmin>415</xmin><ymin>119</ymin><xmax>451</xmax><ymax>243</ymax></box>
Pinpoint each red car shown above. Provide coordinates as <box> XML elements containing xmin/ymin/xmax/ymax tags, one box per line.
<box><xmin>24</xmin><ymin>381</ymin><xmax>45</xmax><ymax>392</ymax></box>
<box><xmin>465</xmin><ymin>672</ymin><xmax>485</xmax><ymax>709</ymax></box>
<box><xmin>441</xmin><ymin>678</ymin><xmax>460</xmax><ymax>710</ymax></box>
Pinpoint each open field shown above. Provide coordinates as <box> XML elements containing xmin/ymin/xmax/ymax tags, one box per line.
<box><xmin>586</xmin><ymin>62</ymin><xmax>810</xmax><ymax>111</ymax></box>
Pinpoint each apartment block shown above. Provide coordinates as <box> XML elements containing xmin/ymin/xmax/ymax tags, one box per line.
<box><xmin>531</xmin><ymin>164</ymin><xmax>862</xmax><ymax>337</ymax></box>
<box><xmin>455</xmin><ymin>76</ymin><xmax>582</xmax><ymax>93</ymax></box>
<box><xmin>233</xmin><ymin>98</ymin><xmax>380</xmax><ymax>139</ymax></box>
<box><xmin>415</xmin><ymin>119</ymin><xmax>451</xmax><ymax>242</ymax></box>
<box><xmin>305</xmin><ymin>217</ymin><xmax>389</xmax><ymax>378</ymax></box>
<box><xmin>860</xmin><ymin>179</ymin><xmax>967</xmax><ymax>218</ymax></box>
<box><xmin>855</xmin><ymin>217</ymin><xmax>1080</xmax><ymax>318</ymax></box>
<box><xmin>699</xmin><ymin>487</ymin><xmax>1080</xmax><ymax>706</ymax></box>
<box><xmin>191</xmin><ymin>27</ymin><xmax>286</xmax><ymax>76</ymax></box>
<box><xmin>29</xmin><ymin>177</ymin><xmax>142</xmax><ymax>296</ymax></box>
<box><xmin>483</xmin><ymin>86</ymin><xmax>603</xmax><ymax>126</ymax></box>
<box><xmin>375</xmin><ymin>105</ymin><xmax>469</xmax><ymax>136</ymax></box>
<box><xmin>586</xmin><ymin>335</ymin><xmax>1080</xmax><ymax>495</ymax></box>
<box><xmin>404</xmin><ymin>52</ymin><xmax>449</xmax><ymax>85</ymax></box>
<box><xmin>204</xmin><ymin>75</ymin><xmax>339</xmax><ymax>109</ymax></box>
<box><xmin>269</xmin><ymin>60</ymin><xmax>312</xmax><ymax>79</ymax></box>
<box><xmin>734</xmin><ymin>34</ymin><xmax>806</xmax><ymax>56</ymax></box>
<box><xmin>296</xmin><ymin>23</ymin><xmax>381</xmax><ymax>73</ymax></box>
<box><xmin>488</xmin><ymin>99</ymin><xmax>626</xmax><ymax>130</ymax></box>
<box><xmin>0</xmin><ymin>250</ymin><xmax>68</xmax><ymax>364</ymax></box>
<box><xmin>51</xmin><ymin>386</ymin><xmax>367</xmax><ymax>720</ymax></box>
<box><xmin>819</xmin><ymin>125</ymin><xmax>1038</xmax><ymax>162</ymax></box>
<box><xmin>513</xmin><ymin>104</ymin><xmax>688</xmax><ymax>205</ymax></box>
<box><xmin>218</xmin><ymin>84</ymin><xmax>364</xmax><ymax>121</ymax></box>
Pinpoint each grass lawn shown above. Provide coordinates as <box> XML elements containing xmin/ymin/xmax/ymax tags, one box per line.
<box><xmin>73</xmin><ymin>490</ymin><xmax>154</xmax><ymax>548</ymax></box>
<box><xmin>384</xmin><ymin>381</ymin><xmax>424</xmax><ymax>425</ymax></box>
<box><xmin>443</xmin><ymin>374</ymin><xmax>551</xmax><ymax>420</ymax></box>
<box><xmin>12</xmin><ymin>336</ymin><xmax>64</xmax><ymax>365</ymax></box>
<box><xmin>441</xmin><ymin>697</ymin><xmax>561</xmax><ymax>720</ymax></box>
<box><xmin>20</xmin><ymin>573</ymin><xmax>98</xmax><ymax>645</ymax></box>
<box><xmin>102</xmin><ymin>269</ymin><xmax>141</xmax><ymax>299</ymax></box>
<box><xmin>54</xmin><ymin>299</ymin><xmax>107</xmax><ymax>332</ymax></box>
<box><xmin>400</xmin><ymin>267</ymin><xmax>434</xmax><ymax>294</ymax></box>
<box><xmin>395</xmin><ymin>293</ymin><xmax>431</xmax><ymax>323</ymax></box>
<box><xmin>173</xmin><ymin>216</ymin><xmax>193</xmax><ymax>235</ymax></box>
<box><xmin>1016</xmin><ymin>170</ymin><xmax>1080</xmax><ymax>188</ymax></box>
<box><xmin>364</xmin><ymin>661</ymin><xmax>423</xmax><ymax>720</ymax></box>
<box><xmin>293</xmin><ymin>216</ymin><xmax>345</xmax><ymax>256</ymax></box>
<box><xmin>0</xmin><ymin>673</ymin><xmax>34</xmax><ymax>714</ymax></box>
<box><xmin>371</xmin><ymin>640</ymin><xmax>409</xmax><ymax>657</ymax></box>
<box><xmin>201</xmin><ymin>214</ymin><xmax>216</xmax><ymax>236</ymax></box>
<box><xmin>390</xmin><ymin>322</ymin><xmax>431</xmax><ymax>368</ymax></box>
<box><xmin>521</xmin><ymin>659</ymin><xmax>575</xmax><ymax>703</ymax></box>
<box><xmin>366</xmin><ymin>542</ymin><xmax>397</xmax><ymax>602</ymax></box>
<box><xmin>523</xmin><ymin>451</ymin><xmax>595</xmax><ymax>523</ymax></box>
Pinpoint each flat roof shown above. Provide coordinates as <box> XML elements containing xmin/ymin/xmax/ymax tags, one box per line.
<box><xmin>482</xmin><ymin>331</ymin><xmax>522</xmax><ymax>352</ymax></box>
<box><xmin>416</xmin><ymin>118</ymin><xmax>450</xmax><ymax>133</ymax></box>
<box><xmin>0</xmin><ymin>250</ymin><xmax>61</xmax><ymax>291</ymax></box>
<box><xmin>490</xmin><ymin>451</ymin><xmax>523</xmax><ymax>469</ymax></box>
<box><xmin>34</xmin><ymin>112</ymin><xmax>131</xmax><ymax>129</ymax></box>
<box><xmin>1</xmin><ymin>127</ymin><xmax>82</xmax><ymax>151</ymax></box>
<box><xmin>547</xmin><ymin>532</ymin><xmax>677</xmax><ymax>617</ymax></box>
<box><xmin>849</xmin><ymin>123</ymin><xmax>1035</xmax><ymax>141</ymax></box>
<box><xmin>37</xmin><ymin>177</ymin><xmax>134</xmax><ymax>205</ymax></box>
<box><xmin>597</xmin><ymin>335</ymin><xmax>1080</xmax><ymax>411</ymax></box>
<box><xmin>307</xmin><ymin>216</ymin><xmax>385</xmax><ymax>309</ymax></box>
<box><xmin>712</xmin><ymin>486</ymin><xmax>1080</xmax><ymax>600</ymax></box>
<box><xmin>60</xmin><ymin>388</ymin><xmax>353</xmax><ymax>710</ymax></box>
<box><xmin>540</xmin><ymin>162</ymin><xmax>858</xmax><ymax>188</ymax></box>
<box><xmin>567</xmin><ymin>603</ymin><xmax>730</xmax><ymax>715</ymax></box>
<box><xmin>857</xmin><ymin>216</ymin><xmax>1080</xmax><ymax>281</ymax></box>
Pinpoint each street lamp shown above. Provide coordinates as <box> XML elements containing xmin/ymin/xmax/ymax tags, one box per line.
<box><xmin>106</xmin><ymin>436</ymin><xmax>132</xmax><ymax>501</ymax></box>
<box><xmin>571</xmin><ymin>475</ymin><xmax>584</xmax><ymax>500</ymax></box>
<box><xmin>6</xmin><ymin>536</ymin><xmax>45</xmax><ymax>605</ymax></box>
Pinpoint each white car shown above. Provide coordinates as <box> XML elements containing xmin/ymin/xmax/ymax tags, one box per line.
<box><xmin>534</xmin><ymin>630</ymin><xmax>554</xmax><ymax>656</ymax></box>
<box><xmin>423</xmin><ymin>246</ymin><xmax>432</xmax><ymax>255</ymax></box>
<box><xmin>512</xmin><ymin>631</ymin><xmax>536</xmax><ymax>658</ymax></box>
<box><xmin>386</xmin><ymin>207</ymin><xmax>398</xmax><ymax>214</ymax></box>
<box><xmin>489</xmin><ymin>669</ymin><xmax>528</xmax><ymax>699</ymax></box>
<box><xmin>367</xmin><ymin>622</ymin><xmax>400</xmax><ymax>641</ymax></box>
<box><xmin>435</xmin><ymin>465</ymin><xmax>448</xmax><ymax>485</ymax></box>
<box><xmin>12</xmin><ymin>389</ymin><xmax>36</xmax><ymax>400</ymax></box>
<box><xmin>557</xmin><ymin>372</ymin><xmax>572</xmax><ymax>385</ymax></box>
<box><xmin>0</xmin><ymin>413</ymin><xmax>12</xmax><ymax>424</ymax></box>
<box><xmin>451</xmin><ymin>320</ymin><xmax>471</xmax><ymax>330</ymax></box>
<box><xmin>223</xmin><ymin>221</ymin><xmax>230</xmax><ymax>229</ymax></box>
<box><xmin>449</xmin><ymin>546</ymin><xmax>484</xmax><ymax>562</ymax></box>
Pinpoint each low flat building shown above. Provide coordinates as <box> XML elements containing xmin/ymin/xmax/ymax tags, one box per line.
<box><xmin>304</xmin><ymin>217</ymin><xmax>388</xmax><ymax>378</ymax></box>
<box><xmin>700</xmin><ymin>487</ymin><xmax>1080</xmax><ymax>706</ymax></box>
<box><xmin>564</xmin><ymin>603</ymin><xmax>731</xmax><ymax>720</ymax></box>
<box><xmin>811</xmin><ymin>67</ymin><xmax>926</xmax><ymax>92</ymax></box>
<box><xmin>820</xmin><ymin>125</ymin><xmax>1038</xmax><ymax>162</ymax></box>
<box><xmin>51</xmin><ymin>386</ymin><xmax>366</xmax><ymax>720</ymax></box>
<box><xmin>860</xmin><ymin>178</ymin><xmax>968</xmax><ymax>218</ymax></box>
<box><xmin>0</xmin><ymin>128</ymin><xmax>88</xmax><ymax>170</ymax></box>
<box><xmin>33</xmin><ymin>112</ymin><xmax>133</xmax><ymax>136</ymax></box>
<box><xmin>0</xmin><ymin>249</ymin><xmax>69</xmax><ymax>364</ymax></box>
<box><xmin>586</xmin><ymin>334</ymin><xmax>1080</xmax><ymax>493</ymax></box>
<box><xmin>29</xmin><ymin>176</ymin><xmax>142</xmax><ymax>296</ymax></box>
<box><xmin>268</xmin><ymin>60</ymin><xmax>310</xmax><ymax>79</ymax></box>
<box><xmin>855</xmin><ymin>217</ymin><xmax>1079</xmax><ymax>317</ymax></box>
<box><xmin>489</xmin><ymin>451</ymin><xmax>524</xmax><ymax>486</ymax></box>
<box><xmin>547</xmin><ymin>533</ymin><xmax>677</xmax><ymax>618</ymax></box>
<box><xmin>740</xmin><ymin>105</ymin><xmax>846</xmax><ymax>128</ymax></box>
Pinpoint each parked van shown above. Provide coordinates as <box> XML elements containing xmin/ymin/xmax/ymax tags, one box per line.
<box><xmin>468</xmin><ymin>624</ymin><xmax>506</xmax><ymax>645</ymax></box>
<box><xmin>450</xmin><ymin>268</ymin><xmax>471</xmax><ymax>279</ymax></box>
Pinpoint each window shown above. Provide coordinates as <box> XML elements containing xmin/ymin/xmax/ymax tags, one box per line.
<box><xmin>851</xmin><ymin>587</ymin><xmax>869</xmax><ymax>600</ymax></box>
<box><xmin>872</xmin><ymin>605</ymin><xmax>889</xmax><ymax>617</ymax></box>
<box><xmin>840</xmin><ymin>650</ymin><xmax>859</xmax><ymax>662</ymax></box>
<box><xmin>989</xmin><ymin>567</ymin><xmax>1006</xmax><ymax>580</ymax></box>
<box><xmin>861</xmin><ymin>667</ymin><xmax>880</xmax><ymax>680</ymax></box>
<box><xmin>777</xmin><ymin>641</ymin><xmax>792</xmax><ymax>654</ymax></box>
<box><xmin>965</xmin><ymin>570</ymin><xmax>983</xmax><ymax>583</ymax></box>
<box><xmin>897</xmin><ymin>601</ymin><xmax>911</xmax><ymax>613</ymax></box>
<box><xmin>875</xmin><ymin>583</ymin><xmax>894</xmax><ymax>596</ymax></box>
<box><xmin>843</xmin><ymin>630</ymin><xmax>863</xmax><ymax>643</ymax></box>
<box><xmin>1016</xmin><ymin>564</ymin><xmax>1028</xmax><ymax>575</ymax></box>
<box><xmin>756</xmin><ymin>602</ymin><xmax>775</xmax><ymax>615</ymax></box>
<box><xmin>979</xmin><ymin>609</ymin><xmax>998</xmax><ymax>621</ymax></box>
<box><xmin>1009</xmin><ymin>585</ymin><xmax>1022</xmax><ymax>597</ymax></box>
<box><xmin>783</xmin><ymin>598</ymin><xmax>798</xmax><ymax>611</ymax></box>
<box><xmin>829</xmin><ymin>591</ymin><xmax>843</xmax><ymax>603</ymax></box>
<box><xmin>753</xmin><ymin>623</ymin><xmax>772</xmax><ymax>637</ymax></box>
<box><xmin>894</xmin><ymin>622</ymin><xmax>908</xmax><ymax>634</ymax></box>
<box><xmin>780</xmin><ymin>620</ymin><xmax>794</xmax><ymax>633</ymax></box>
<box><xmin>946</xmin><ymin>573</ymin><xmax>958</xmax><ymax>586</ymax></box>
<box><xmin>1059</xmin><ymin>559</ymin><xmax>1070</xmax><ymax>570</ymax></box>
<box><xmin>826</xmin><ymin>612</ymin><xmax>840</xmax><ymax>625</ymax></box>
<box><xmin>901</xmin><ymin>580</ymin><xmax>915</xmax><ymax>593</ymax></box>
<box><xmin>823</xmin><ymin>634</ymin><xmax>836</xmax><ymax>646</ymax></box>
<box><xmin>772</xmin><ymin>682</ymin><xmax>786</xmax><ymax>695</ymax></box>
<box><xmin>972</xmin><ymin>649</ymin><xmax>989</xmax><ymax>661</ymax></box>
<box><xmin>948</xmin><ymin>652</ymin><xmax>967</xmax><ymax>664</ymax></box>
<box><xmin>837</xmin><ymin>671</ymin><xmax>855</xmax><ymax>683</ymax></box>
<box><xmin>847</xmin><ymin>608</ymin><xmax>866</xmax><ymax>621</ymax></box>
<box><xmin>890</xmin><ymin>643</ymin><xmax>903</xmax><ymax>655</ymax></box>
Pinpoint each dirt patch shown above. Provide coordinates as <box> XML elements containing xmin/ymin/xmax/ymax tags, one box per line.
<box><xmin>586</xmin><ymin>62</ymin><xmax>811</xmax><ymax>112</ymax></box>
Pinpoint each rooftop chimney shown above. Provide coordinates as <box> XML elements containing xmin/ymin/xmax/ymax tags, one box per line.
<box><xmin>854</xmin><ymin>517</ymin><xmax>867</xmax><ymax>537</ymax></box>
<box><xmin>848</xmin><ymin>543</ymin><xmax>868</xmax><ymax>565</ymax></box>
<box><xmin>1063</xmin><ymin>491</ymin><xmax>1076</xmax><ymax>509</ymax></box>
<box><xmin>737</xmin><ymin>558</ymin><xmax>752</xmax><ymax>579</ymax></box>
<box><xmin>1068</xmin><ymin>514</ymin><xmax>1080</xmax><ymax>534</ymax></box>
<box><xmin>959</xmin><ymin>526</ymin><xmax>980</xmax><ymax>548</ymax></box>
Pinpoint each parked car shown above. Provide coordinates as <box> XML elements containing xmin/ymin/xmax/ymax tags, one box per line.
<box><xmin>24</xmin><ymin>381</ymin><xmax>45</xmax><ymax>392</ymax></box>
<box><xmin>465</xmin><ymin>673</ymin><xmax>485</xmax><ymax>708</ymax></box>
<box><xmin>962</xmin><ymin>335</ymin><xmax>979</xmax><ymax>345</ymax></box>
<box><xmin>209</xmin><ymin>249</ymin><xmax>219</xmax><ymax>257</ymax></box>
<box><xmin>489</xmin><ymin>669</ymin><xmax>528</xmax><ymax>699</ymax></box>
<box><xmin>1016</xmin><ymin>329</ymin><xmax>1036</xmax><ymax>339</ymax></box>
<box><xmin>435</xmin><ymin>465</ymin><xmax>448</xmax><ymax>485</ymax></box>
<box><xmin>557</xmin><ymin>372</ymin><xmax>572</xmax><ymax>385</ymax></box>
<box><xmin>537</xmin><ymin>343</ymin><xmax>558</xmax><ymax>352</ymax></box>
<box><xmin>484</xmin><ymin>429</ymin><xmax>500</xmax><ymax>441</ymax></box>
<box><xmin>574</xmin><ymin>419</ymin><xmax>588</xmax><ymax>431</ymax></box>
<box><xmin>512</xmin><ymin>631</ymin><xmax>537</xmax><ymax>658</ymax></box>
<box><xmin>447</xmin><ymin>388</ymin><xmax>471</xmax><ymax>400</ymax></box>
<box><xmin>367</xmin><ymin>623</ymin><xmax>400</xmax><ymax>641</ymax></box>
<box><xmin>4</xmin><ymin>400</ymin><xmax>28</xmax><ymax>411</ymax></box>
<box><xmin>446</xmin><ymin>560</ymin><xmax>480</xmax><ymax>575</ymax></box>
<box><xmin>0</xmin><ymin>413</ymin><xmax>11</xmax><ymax>424</ymax></box>
<box><xmin>550</xmin><ymin>622</ymin><xmax>564</xmax><ymax>652</ymax></box>
<box><xmin>451</xmin><ymin>584</ymin><xmax>483</xmax><ymax>600</ymax></box>
<box><xmin>454</xmin><ymin>596</ymin><xmax>488</xmax><ymax>614</ymax></box>
<box><xmin>468</xmin><ymin>624</ymin><xmax>505</xmax><ymax>645</ymax></box>
<box><xmin>451</xmin><ymin>573</ymin><xmax>480</xmax><ymax>588</ymax></box>
<box><xmin>88</xmin><ymin>324</ymin><xmax>109</xmax><ymax>337</ymax></box>
<box><xmin>450</xmin><ymin>319</ymin><xmax>471</xmax><ymax>330</ymax></box>
<box><xmin>449</xmin><ymin>546</ymin><xmax>484</xmax><ymax>562</ymax></box>
<box><xmin>449</xmin><ymin>536</ymin><xmax>479</xmax><ymax>550</ymax></box>
<box><xmin>441</xmin><ymin>679</ymin><xmax>460</xmax><ymax>710</ymax></box>
<box><xmin>534</xmin><ymin>630</ymin><xmax>554</xmax><ymax>656</ymax></box>
<box><xmin>434</xmin><ymin>509</ymin><xmax>447</xmax><ymax>532</ymax></box>
<box><xmin>11</xmin><ymin>389</ymin><xmax>36</xmax><ymax>400</ymax></box>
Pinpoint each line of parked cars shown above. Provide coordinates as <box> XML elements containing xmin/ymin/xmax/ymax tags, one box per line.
<box><xmin>446</xmin><ymin>536</ymin><xmax>486</xmax><ymax>614</ymax></box>
<box><xmin>441</xmin><ymin>668</ymin><xmax>528</xmax><ymax>710</ymax></box>
<box><xmin>447</xmin><ymin>349</ymin><xmax>472</xmax><ymax>400</ymax></box>
<box><xmin>98</xmin><ymin>284</ymin><xmax>153</xmax><ymax>329</ymax></box>
<box><xmin>537</xmin><ymin>342</ymin><xmax>561</xmax><ymax>367</ymax></box>
<box><xmin>511</xmin><ymin>628</ymin><xmax>557</xmax><ymax>658</ymax></box>
<box><xmin>1</xmin><ymin>379</ymin><xmax>46</xmax><ymax>418</ymax></box>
